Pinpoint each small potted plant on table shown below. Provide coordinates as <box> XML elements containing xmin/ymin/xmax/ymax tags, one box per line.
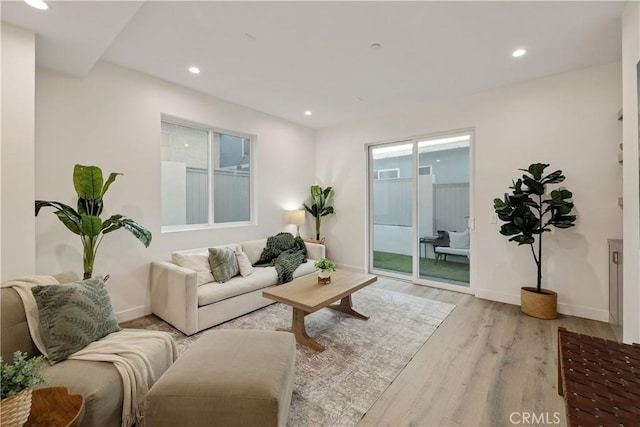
<box><xmin>315</xmin><ymin>258</ymin><xmax>336</xmax><ymax>285</ymax></box>
<box><xmin>1</xmin><ymin>351</ymin><xmax>47</xmax><ymax>427</ymax></box>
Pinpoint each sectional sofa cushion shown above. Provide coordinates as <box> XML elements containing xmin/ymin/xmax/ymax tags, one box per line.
<box><xmin>241</xmin><ymin>238</ymin><xmax>268</xmax><ymax>265</ymax></box>
<box><xmin>31</xmin><ymin>277</ymin><xmax>121</xmax><ymax>363</ymax></box>
<box><xmin>171</xmin><ymin>252</ymin><xmax>214</xmax><ymax>286</ymax></box>
<box><xmin>196</xmin><ymin>261</ymin><xmax>318</xmax><ymax>307</ymax></box>
<box><xmin>197</xmin><ymin>267</ymin><xmax>278</xmax><ymax>307</ymax></box>
<box><xmin>145</xmin><ymin>330</ymin><xmax>295</xmax><ymax>427</ymax></box>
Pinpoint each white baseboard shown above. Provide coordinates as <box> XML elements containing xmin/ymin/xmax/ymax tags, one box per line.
<box><xmin>116</xmin><ymin>305</ymin><xmax>150</xmax><ymax>323</ymax></box>
<box><xmin>336</xmin><ymin>263</ymin><xmax>366</xmax><ymax>273</ymax></box>
<box><xmin>474</xmin><ymin>288</ymin><xmax>520</xmax><ymax>306</ymax></box>
<box><xmin>556</xmin><ymin>303</ymin><xmax>609</xmax><ymax>322</ymax></box>
<box><xmin>474</xmin><ymin>288</ymin><xmax>609</xmax><ymax>322</ymax></box>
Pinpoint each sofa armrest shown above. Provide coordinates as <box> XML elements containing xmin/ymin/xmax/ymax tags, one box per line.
<box><xmin>305</xmin><ymin>242</ymin><xmax>326</xmax><ymax>261</ymax></box>
<box><xmin>150</xmin><ymin>261</ymin><xmax>199</xmax><ymax>336</ymax></box>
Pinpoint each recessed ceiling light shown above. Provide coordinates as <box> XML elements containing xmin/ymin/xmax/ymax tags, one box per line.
<box><xmin>370</xmin><ymin>43</ymin><xmax>382</xmax><ymax>50</ymax></box>
<box><xmin>304</xmin><ymin>111</ymin><xmax>312</xmax><ymax>116</ymax></box>
<box><xmin>189</xmin><ymin>66</ymin><xmax>200</xmax><ymax>74</ymax></box>
<box><xmin>24</xmin><ymin>0</ymin><xmax>48</xmax><ymax>10</ymax></box>
<box><xmin>512</xmin><ymin>49</ymin><xmax>526</xmax><ymax>58</ymax></box>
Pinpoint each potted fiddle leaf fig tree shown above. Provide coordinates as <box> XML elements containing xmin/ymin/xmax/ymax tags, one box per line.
<box><xmin>36</xmin><ymin>164</ymin><xmax>152</xmax><ymax>279</ymax></box>
<box><xmin>303</xmin><ymin>185</ymin><xmax>335</xmax><ymax>241</ymax></box>
<box><xmin>493</xmin><ymin>163</ymin><xmax>577</xmax><ymax>319</ymax></box>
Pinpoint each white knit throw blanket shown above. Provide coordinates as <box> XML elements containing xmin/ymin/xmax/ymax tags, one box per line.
<box><xmin>1</xmin><ymin>276</ymin><xmax>178</xmax><ymax>427</ymax></box>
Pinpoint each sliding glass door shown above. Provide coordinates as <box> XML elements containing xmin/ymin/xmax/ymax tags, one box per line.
<box><xmin>416</xmin><ymin>134</ymin><xmax>470</xmax><ymax>287</ymax></box>
<box><xmin>369</xmin><ymin>131</ymin><xmax>472</xmax><ymax>290</ymax></box>
<box><xmin>370</xmin><ymin>142</ymin><xmax>414</xmax><ymax>277</ymax></box>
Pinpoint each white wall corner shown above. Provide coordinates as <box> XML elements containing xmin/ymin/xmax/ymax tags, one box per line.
<box><xmin>116</xmin><ymin>305</ymin><xmax>150</xmax><ymax>323</ymax></box>
<box><xmin>621</xmin><ymin>0</ymin><xmax>640</xmax><ymax>344</ymax></box>
<box><xmin>1</xmin><ymin>24</ymin><xmax>36</xmax><ymax>280</ymax></box>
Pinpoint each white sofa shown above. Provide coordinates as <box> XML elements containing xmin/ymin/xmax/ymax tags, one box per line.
<box><xmin>150</xmin><ymin>238</ymin><xmax>325</xmax><ymax>335</ymax></box>
<box><xmin>434</xmin><ymin>228</ymin><xmax>470</xmax><ymax>261</ymax></box>
<box><xmin>434</xmin><ymin>246</ymin><xmax>470</xmax><ymax>260</ymax></box>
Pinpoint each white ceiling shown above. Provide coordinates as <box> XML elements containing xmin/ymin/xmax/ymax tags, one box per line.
<box><xmin>1</xmin><ymin>1</ymin><xmax>626</xmax><ymax>128</ymax></box>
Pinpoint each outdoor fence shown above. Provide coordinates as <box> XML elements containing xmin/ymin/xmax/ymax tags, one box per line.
<box><xmin>372</xmin><ymin>179</ymin><xmax>469</xmax><ymax>232</ymax></box>
<box><xmin>186</xmin><ymin>167</ymin><xmax>250</xmax><ymax>224</ymax></box>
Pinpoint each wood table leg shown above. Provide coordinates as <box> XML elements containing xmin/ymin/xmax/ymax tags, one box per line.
<box><xmin>327</xmin><ymin>294</ymin><xmax>369</xmax><ymax>320</ymax></box>
<box><xmin>277</xmin><ymin>307</ymin><xmax>325</xmax><ymax>352</ymax></box>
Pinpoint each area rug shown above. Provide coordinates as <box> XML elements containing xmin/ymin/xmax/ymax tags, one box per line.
<box><xmin>135</xmin><ymin>286</ymin><xmax>455</xmax><ymax>426</ymax></box>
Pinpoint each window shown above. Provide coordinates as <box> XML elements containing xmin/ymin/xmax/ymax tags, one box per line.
<box><xmin>418</xmin><ymin>165</ymin><xmax>432</xmax><ymax>175</ymax></box>
<box><xmin>161</xmin><ymin>117</ymin><xmax>253</xmax><ymax>230</ymax></box>
<box><xmin>376</xmin><ymin>168</ymin><xmax>400</xmax><ymax>180</ymax></box>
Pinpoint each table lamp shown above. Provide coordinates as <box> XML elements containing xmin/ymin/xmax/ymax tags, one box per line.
<box><xmin>289</xmin><ymin>210</ymin><xmax>306</xmax><ymax>237</ymax></box>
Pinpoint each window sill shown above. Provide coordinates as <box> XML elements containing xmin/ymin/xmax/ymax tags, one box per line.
<box><xmin>161</xmin><ymin>221</ymin><xmax>255</xmax><ymax>233</ymax></box>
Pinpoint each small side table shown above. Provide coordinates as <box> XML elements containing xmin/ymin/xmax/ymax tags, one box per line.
<box><xmin>25</xmin><ymin>387</ymin><xmax>84</xmax><ymax>427</ymax></box>
<box><xmin>419</xmin><ymin>236</ymin><xmax>437</xmax><ymax>258</ymax></box>
<box><xmin>303</xmin><ymin>238</ymin><xmax>325</xmax><ymax>245</ymax></box>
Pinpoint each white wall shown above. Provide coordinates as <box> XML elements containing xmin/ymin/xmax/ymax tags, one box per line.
<box><xmin>622</xmin><ymin>2</ymin><xmax>640</xmax><ymax>344</ymax></box>
<box><xmin>316</xmin><ymin>62</ymin><xmax>622</xmax><ymax>322</ymax></box>
<box><xmin>35</xmin><ymin>61</ymin><xmax>316</xmax><ymax>320</ymax></box>
<box><xmin>1</xmin><ymin>23</ymin><xmax>36</xmax><ymax>280</ymax></box>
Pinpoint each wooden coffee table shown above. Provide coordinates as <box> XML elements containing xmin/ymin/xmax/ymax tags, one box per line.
<box><xmin>25</xmin><ymin>387</ymin><xmax>84</xmax><ymax>427</ymax></box>
<box><xmin>263</xmin><ymin>269</ymin><xmax>377</xmax><ymax>352</ymax></box>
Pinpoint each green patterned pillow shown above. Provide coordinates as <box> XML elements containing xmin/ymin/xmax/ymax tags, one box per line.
<box><xmin>31</xmin><ymin>277</ymin><xmax>121</xmax><ymax>363</ymax></box>
<box><xmin>208</xmin><ymin>247</ymin><xmax>239</xmax><ymax>283</ymax></box>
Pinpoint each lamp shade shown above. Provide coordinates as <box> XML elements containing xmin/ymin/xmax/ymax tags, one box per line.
<box><xmin>289</xmin><ymin>210</ymin><xmax>306</xmax><ymax>225</ymax></box>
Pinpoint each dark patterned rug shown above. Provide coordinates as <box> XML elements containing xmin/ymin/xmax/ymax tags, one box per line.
<box><xmin>125</xmin><ymin>286</ymin><xmax>455</xmax><ymax>426</ymax></box>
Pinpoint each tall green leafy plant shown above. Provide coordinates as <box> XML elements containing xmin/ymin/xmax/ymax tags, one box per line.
<box><xmin>493</xmin><ymin>163</ymin><xmax>576</xmax><ymax>293</ymax></box>
<box><xmin>36</xmin><ymin>164</ymin><xmax>152</xmax><ymax>279</ymax></box>
<box><xmin>303</xmin><ymin>185</ymin><xmax>335</xmax><ymax>240</ymax></box>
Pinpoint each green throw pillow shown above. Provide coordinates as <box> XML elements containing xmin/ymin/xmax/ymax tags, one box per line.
<box><xmin>208</xmin><ymin>247</ymin><xmax>239</xmax><ymax>283</ymax></box>
<box><xmin>31</xmin><ymin>277</ymin><xmax>121</xmax><ymax>363</ymax></box>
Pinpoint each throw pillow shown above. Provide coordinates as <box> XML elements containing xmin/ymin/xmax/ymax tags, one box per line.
<box><xmin>31</xmin><ymin>277</ymin><xmax>121</xmax><ymax>364</ymax></box>
<box><xmin>208</xmin><ymin>247</ymin><xmax>240</xmax><ymax>283</ymax></box>
<box><xmin>171</xmin><ymin>252</ymin><xmax>215</xmax><ymax>286</ymax></box>
<box><xmin>235</xmin><ymin>248</ymin><xmax>255</xmax><ymax>277</ymax></box>
<box><xmin>448</xmin><ymin>229</ymin><xmax>470</xmax><ymax>249</ymax></box>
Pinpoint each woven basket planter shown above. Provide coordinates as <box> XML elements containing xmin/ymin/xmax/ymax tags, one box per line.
<box><xmin>521</xmin><ymin>287</ymin><xmax>558</xmax><ymax>319</ymax></box>
<box><xmin>0</xmin><ymin>388</ymin><xmax>33</xmax><ymax>427</ymax></box>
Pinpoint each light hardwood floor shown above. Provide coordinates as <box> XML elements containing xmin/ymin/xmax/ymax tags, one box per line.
<box><xmin>359</xmin><ymin>277</ymin><xmax>615</xmax><ymax>427</ymax></box>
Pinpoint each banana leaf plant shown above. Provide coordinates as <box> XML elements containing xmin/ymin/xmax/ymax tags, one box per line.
<box><xmin>493</xmin><ymin>163</ymin><xmax>576</xmax><ymax>293</ymax></box>
<box><xmin>35</xmin><ymin>164</ymin><xmax>152</xmax><ymax>279</ymax></box>
<box><xmin>303</xmin><ymin>185</ymin><xmax>335</xmax><ymax>240</ymax></box>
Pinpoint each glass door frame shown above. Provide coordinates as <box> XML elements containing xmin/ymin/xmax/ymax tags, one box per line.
<box><xmin>366</xmin><ymin>128</ymin><xmax>475</xmax><ymax>295</ymax></box>
<box><xmin>366</xmin><ymin>139</ymin><xmax>414</xmax><ymax>282</ymax></box>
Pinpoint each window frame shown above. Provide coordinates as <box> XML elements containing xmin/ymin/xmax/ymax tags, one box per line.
<box><xmin>418</xmin><ymin>165</ymin><xmax>432</xmax><ymax>175</ymax></box>
<box><xmin>160</xmin><ymin>114</ymin><xmax>256</xmax><ymax>233</ymax></box>
<box><xmin>376</xmin><ymin>168</ymin><xmax>401</xmax><ymax>180</ymax></box>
